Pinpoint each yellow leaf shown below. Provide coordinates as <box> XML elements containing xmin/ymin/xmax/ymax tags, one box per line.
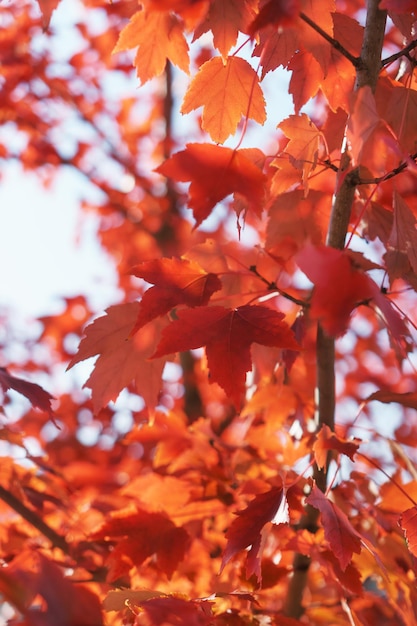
<box><xmin>181</xmin><ymin>56</ymin><xmax>266</xmax><ymax>143</ymax></box>
<box><xmin>113</xmin><ymin>10</ymin><xmax>189</xmax><ymax>84</ymax></box>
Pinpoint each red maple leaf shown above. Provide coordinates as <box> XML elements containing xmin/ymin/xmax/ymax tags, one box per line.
<box><xmin>306</xmin><ymin>485</ymin><xmax>362</xmax><ymax>571</ymax></box>
<box><xmin>313</xmin><ymin>424</ymin><xmax>360</xmax><ymax>469</ymax></box>
<box><xmin>400</xmin><ymin>506</ymin><xmax>417</xmax><ymax>558</ymax></box>
<box><xmin>130</xmin><ymin>257</ymin><xmax>222</xmax><ymax>334</ymax></box>
<box><xmin>221</xmin><ymin>487</ymin><xmax>289</xmax><ymax>582</ymax></box>
<box><xmin>152</xmin><ymin>304</ymin><xmax>299</xmax><ymax>406</ymax></box>
<box><xmin>138</xmin><ymin>597</ymin><xmax>214</xmax><ymax>626</ymax></box>
<box><xmin>157</xmin><ymin>143</ymin><xmax>266</xmax><ymax>226</ymax></box>
<box><xmin>296</xmin><ymin>244</ymin><xmax>375</xmax><ymax>335</ymax></box>
<box><xmin>248</xmin><ymin>0</ymin><xmax>299</xmax><ymax>36</ymax></box>
<box><xmin>91</xmin><ymin>509</ymin><xmax>190</xmax><ymax>581</ymax></box>
<box><xmin>0</xmin><ymin>367</ymin><xmax>54</xmax><ymax>416</ymax></box>
<box><xmin>0</xmin><ymin>550</ymin><xmax>103</xmax><ymax>626</ymax></box>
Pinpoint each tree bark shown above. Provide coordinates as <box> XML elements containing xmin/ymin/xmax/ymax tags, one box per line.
<box><xmin>284</xmin><ymin>1</ymin><xmax>387</xmax><ymax>617</ymax></box>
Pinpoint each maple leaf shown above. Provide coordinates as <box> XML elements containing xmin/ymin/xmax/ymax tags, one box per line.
<box><xmin>138</xmin><ymin>597</ymin><xmax>214</xmax><ymax>626</ymax></box>
<box><xmin>130</xmin><ymin>257</ymin><xmax>222</xmax><ymax>334</ymax></box>
<box><xmin>152</xmin><ymin>304</ymin><xmax>299</xmax><ymax>406</ymax></box>
<box><xmin>248</xmin><ymin>0</ymin><xmax>300</xmax><ymax>35</ymax></box>
<box><xmin>180</xmin><ymin>56</ymin><xmax>266</xmax><ymax>143</ymax></box>
<box><xmin>0</xmin><ymin>550</ymin><xmax>103</xmax><ymax>626</ymax></box>
<box><xmin>288</xmin><ymin>50</ymin><xmax>323</xmax><ymax>113</ymax></box>
<box><xmin>400</xmin><ymin>506</ymin><xmax>417</xmax><ymax>558</ymax></box>
<box><xmin>296</xmin><ymin>244</ymin><xmax>377</xmax><ymax>336</ymax></box>
<box><xmin>387</xmin><ymin>192</ymin><xmax>417</xmax><ymax>276</ymax></box>
<box><xmin>297</xmin><ymin>244</ymin><xmax>409</xmax><ymax>344</ymax></box>
<box><xmin>253</xmin><ymin>27</ymin><xmax>299</xmax><ymax>78</ymax></box>
<box><xmin>113</xmin><ymin>10</ymin><xmax>189</xmax><ymax>84</ymax></box>
<box><xmin>91</xmin><ymin>509</ymin><xmax>190</xmax><ymax>581</ymax></box>
<box><xmin>366</xmin><ymin>390</ymin><xmax>417</xmax><ymax>410</ymax></box>
<box><xmin>0</xmin><ymin>367</ymin><xmax>55</xmax><ymax>416</ymax></box>
<box><xmin>193</xmin><ymin>0</ymin><xmax>256</xmax><ymax>59</ymax></box>
<box><xmin>221</xmin><ymin>487</ymin><xmax>289</xmax><ymax>582</ymax></box>
<box><xmin>306</xmin><ymin>485</ymin><xmax>362</xmax><ymax>570</ymax></box>
<box><xmin>156</xmin><ymin>143</ymin><xmax>266</xmax><ymax>226</ymax></box>
<box><xmin>67</xmin><ymin>303</ymin><xmax>167</xmax><ymax>412</ymax></box>
<box><xmin>313</xmin><ymin>424</ymin><xmax>360</xmax><ymax>470</ymax></box>
<box><xmin>278</xmin><ymin>114</ymin><xmax>323</xmax><ymax>189</ymax></box>
<box><xmin>299</xmin><ymin>0</ymin><xmax>334</xmax><ymax>73</ymax></box>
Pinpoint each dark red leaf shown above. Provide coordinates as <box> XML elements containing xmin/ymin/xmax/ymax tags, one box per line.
<box><xmin>306</xmin><ymin>485</ymin><xmax>362</xmax><ymax>571</ymax></box>
<box><xmin>139</xmin><ymin>597</ymin><xmax>214</xmax><ymax>626</ymax></box>
<box><xmin>221</xmin><ymin>487</ymin><xmax>289</xmax><ymax>582</ymax></box>
<box><xmin>248</xmin><ymin>0</ymin><xmax>300</xmax><ymax>36</ymax></box>
<box><xmin>0</xmin><ymin>367</ymin><xmax>54</xmax><ymax>416</ymax></box>
<box><xmin>91</xmin><ymin>509</ymin><xmax>190</xmax><ymax>581</ymax></box>
<box><xmin>152</xmin><ymin>304</ymin><xmax>299</xmax><ymax>406</ymax></box>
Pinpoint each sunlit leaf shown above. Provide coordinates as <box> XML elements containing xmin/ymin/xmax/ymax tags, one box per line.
<box><xmin>181</xmin><ymin>56</ymin><xmax>266</xmax><ymax>143</ymax></box>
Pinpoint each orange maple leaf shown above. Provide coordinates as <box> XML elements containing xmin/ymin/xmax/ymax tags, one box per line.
<box><xmin>113</xmin><ymin>10</ymin><xmax>189</xmax><ymax>84</ymax></box>
<box><xmin>313</xmin><ymin>424</ymin><xmax>360</xmax><ymax>469</ymax></box>
<box><xmin>194</xmin><ymin>0</ymin><xmax>256</xmax><ymax>59</ymax></box>
<box><xmin>400</xmin><ymin>506</ymin><xmax>417</xmax><ymax>558</ymax></box>
<box><xmin>181</xmin><ymin>56</ymin><xmax>266</xmax><ymax>143</ymax></box>
<box><xmin>157</xmin><ymin>143</ymin><xmax>266</xmax><ymax>226</ymax></box>
<box><xmin>278</xmin><ymin>114</ymin><xmax>324</xmax><ymax>190</ymax></box>
<box><xmin>68</xmin><ymin>303</ymin><xmax>167</xmax><ymax>412</ymax></box>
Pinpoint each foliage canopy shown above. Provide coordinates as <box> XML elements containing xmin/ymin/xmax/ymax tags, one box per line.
<box><xmin>2</xmin><ymin>0</ymin><xmax>417</xmax><ymax>624</ymax></box>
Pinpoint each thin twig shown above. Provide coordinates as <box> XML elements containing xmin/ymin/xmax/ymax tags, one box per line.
<box><xmin>381</xmin><ymin>38</ymin><xmax>417</xmax><ymax>67</ymax></box>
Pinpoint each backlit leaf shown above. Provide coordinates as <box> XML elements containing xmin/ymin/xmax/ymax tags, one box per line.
<box><xmin>138</xmin><ymin>596</ymin><xmax>214</xmax><ymax>626</ymax></box>
<box><xmin>193</xmin><ymin>0</ymin><xmax>256</xmax><ymax>59</ymax></box>
<box><xmin>113</xmin><ymin>10</ymin><xmax>189</xmax><ymax>83</ymax></box>
<box><xmin>152</xmin><ymin>304</ymin><xmax>299</xmax><ymax>406</ymax></box>
<box><xmin>296</xmin><ymin>244</ymin><xmax>376</xmax><ymax>336</ymax></box>
<box><xmin>181</xmin><ymin>56</ymin><xmax>266</xmax><ymax>143</ymax></box>
<box><xmin>306</xmin><ymin>485</ymin><xmax>362</xmax><ymax>570</ymax></box>
<box><xmin>221</xmin><ymin>487</ymin><xmax>289</xmax><ymax>582</ymax></box>
<box><xmin>157</xmin><ymin>143</ymin><xmax>266</xmax><ymax>226</ymax></box>
<box><xmin>278</xmin><ymin>114</ymin><xmax>323</xmax><ymax>189</ymax></box>
<box><xmin>387</xmin><ymin>192</ymin><xmax>417</xmax><ymax>276</ymax></box>
<box><xmin>400</xmin><ymin>506</ymin><xmax>417</xmax><ymax>558</ymax></box>
<box><xmin>91</xmin><ymin>509</ymin><xmax>190</xmax><ymax>581</ymax></box>
<box><xmin>248</xmin><ymin>0</ymin><xmax>299</xmax><ymax>35</ymax></box>
<box><xmin>314</xmin><ymin>424</ymin><xmax>360</xmax><ymax>469</ymax></box>
<box><xmin>130</xmin><ymin>257</ymin><xmax>222</xmax><ymax>334</ymax></box>
<box><xmin>68</xmin><ymin>303</ymin><xmax>167</xmax><ymax>412</ymax></box>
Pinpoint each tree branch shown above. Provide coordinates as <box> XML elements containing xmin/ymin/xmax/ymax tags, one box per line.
<box><xmin>285</xmin><ymin>1</ymin><xmax>388</xmax><ymax>618</ymax></box>
<box><xmin>381</xmin><ymin>38</ymin><xmax>417</xmax><ymax>68</ymax></box>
